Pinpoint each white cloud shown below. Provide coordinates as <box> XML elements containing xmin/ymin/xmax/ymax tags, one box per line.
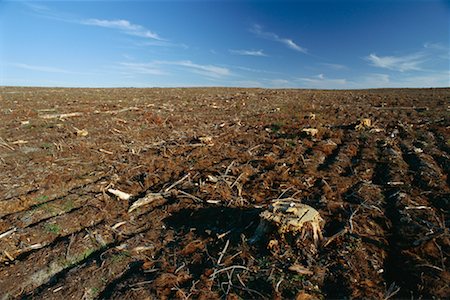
<box><xmin>229</xmin><ymin>49</ymin><xmax>267</xmax><ymax>56</ymax></box>
<box><xmin>348</xmin><ymin>73</ymin><xmax>390</xmax><ymax>88</ymax></box>
<box><xmin>397</xmin><ymin>72</ymin><xmax>450</xmax><ymax>87</ymax></box>
<box><xmin>423</xmin><ymin>42</ymin><xmax>447</xmax><ymax>51</ymax></box>
<box><xmin>297</xmin><ymin>74</ymin><xmax>347</xmax><ymax>88</ymax></box>
<box><xmin>250</xmin><ymin>24</ymin><xmax>307</xmax><ymax>53</ymax></box>
<box><xmin>269</xmin><ymin>79</ymin><xmax>291</xmax><ymax>87</ymax></box>
<box><xmin>81</xmin><ymin>18</ymin><xmax>164</xmax><ymax>41</ymax></box>
<box><xmin>232</xmin><ymin>65</ymin><xmax>281</xmax><ymax>75</ymax></box>
<box><xmin>156</xmin><ymin>60</ymin><xmax>231</xmax><ymax>78</ymax></box>
<box><xmin>366</xmin><ymin>53</ymin><xmax>424</xmax><ymax>72</ymax></box>
<box><xmin>119</xmin><ymin>62</ymin><xmax>166</xmax><ymax>75</ymax></box>
<box><xmin>232</xmin><ymin>80</ymin><xmax>263</xmax><ymax>87</ymax></box>
<box><xmin>349</xmin><ymin>71</ymin><xmax>449</xmax><ymax>88</ymax></box>
<box><xmin>320</xmin><ymin>63</ymin><xmax>348</xmax><ymax>70</ymax></box>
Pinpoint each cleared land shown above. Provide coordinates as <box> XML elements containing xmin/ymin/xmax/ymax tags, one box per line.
<box><xmin>0</xmin><ymin>87</ymin><xmax>449</xmax><ymax>299</ymax></box>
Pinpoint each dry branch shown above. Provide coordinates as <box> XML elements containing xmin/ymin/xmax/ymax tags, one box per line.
<box><xmin>95</xmin><ymin>107</ymin><xmax>140</xmax><ymax>114</ymax></box>
<box><xmin>128</xmin><ymin>193</ymin><xmax>166</xmax><ymax>213</ymax></box>
<box><xmin>99</xmin><ymin>149</ymin><xmax>114</xmax><ymax>155</ymax></box>
<box><xmin>0</xmin><ymin>227</ymin><xmax>17</xmax><ymax>239</ymax></box>
<box><xmin>164</xmin><ymin>174</ymin><xmax>190</xmax><ymax>192</ymax></box>
<box><xmin>209</xmin><ymin>265</ymin><xmax>249</xmax><ymax>278</ymax></box>
<box><xmin>0</xmin><ymin>137</ymin><xmax>14</xmax><ymax>150</ymax></box>
<box><xmin>40</xmin><ymin>112</ymin><xmax>83</xmax><ymax>119</ymax></box>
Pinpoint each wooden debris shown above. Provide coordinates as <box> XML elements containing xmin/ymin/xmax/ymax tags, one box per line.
<box><xmin>206</xmin><ymin>199</ymin><xmax>221</xmax><ymax>204</ymax></box>
<box><xmin>164</xmin><ymin>173</ymin><xmax>190</xmax><ymax>192</ymax></box>
<box><xmin>0</xmin><ymin>137</ymin><xmax>14</xmax><ymax>150</ymax></box>
<box><xmin>0</xmin><ymin>227</ymin><xmax>17</xmax><ymax>239</ymax></box>
<box><xmin>99</xmin><ymin>149</ymin><xmax>114</xmax><ymax>155</ymax></box>
<box><xmin>132</xmin><ymin>245</ymin><xmax>155</xmax><ymax>253</ymax></box>
<box><xmin>95</xmin><ymin>107</ymin><xmax>139</xmax><ymax>114</ymax></box>
<box><xmin>3</xmin><ymin>250</ymin><xmax>14</xmax><ymax>261</ymax></box>
<box><xmin>128</xmin><ymin>193</ymin><xmax>165</xmax><ymax>213</ymax></box>
<box><xmin>111</xmin><ymin>221</ymin><xmax>127</xmax><ymax>230</ymax></box>
<box><xmin>206</xmin><ymin>175</ymin><xmax>219</xmax><ymax>183</ymax></box>
<box><xmin>11</xmin><ymin>140</ymin><xmax>28</xmax><ymax>145</ymax></box>
<box><xmin>199</xmin><ymin>136</ymin><xmax>214</xmax><ymax>145</ymax></box>
<box><xmin>108</xmin><ymin>188</ymin><xmax>131</xmax><ymax>200</ymax></box>
<box><xmin>302</xmin><ymin>128</ymin><xmax>318</xmax><ymax>137</ymax></box>
<box><xmin>40</xmin><ymin>112</ymin><xmax>83</xmax><ymax>119</ymax></box>
<box><xmin>288</xmin><ymin>264</ymin><xmax>314</xmax><ymax>275</ymax></box>
<box><xmin>75</xmin><ymin>128</ymin><xmax>88</xmax><ymax>137</ymax></box>
<box><xmin>356</xmin><ymin>118</ymin><xmax>372</xmax><ymax>130</ymax></box>
<box><xmin>251</xmin><ymin>199</ymin><xmax>324</xmax><ymax>246</ymax></box>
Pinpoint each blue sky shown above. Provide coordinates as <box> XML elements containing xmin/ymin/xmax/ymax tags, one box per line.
<box><xmin>0</xmin><ymin>0</ymin><xmax>449</xmax><ymax>88</ymax></box>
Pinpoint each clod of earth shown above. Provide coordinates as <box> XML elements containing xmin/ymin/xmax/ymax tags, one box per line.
<box><xmin>250</xmin><ymin>199</ymin><xmax>324</xmax><ymax>246</ymax></box>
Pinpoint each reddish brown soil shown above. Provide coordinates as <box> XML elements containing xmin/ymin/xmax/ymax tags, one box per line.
<box><xmin>0</xmin><ymin>87</ymin><xmax>449</xmax><ymax>299</ymax></box>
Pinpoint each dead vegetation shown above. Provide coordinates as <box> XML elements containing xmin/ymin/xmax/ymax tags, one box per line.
<box><xmin>0</xmin><ymin>87</ymin><xmax>449</xmax><ymax>299</ymax></box>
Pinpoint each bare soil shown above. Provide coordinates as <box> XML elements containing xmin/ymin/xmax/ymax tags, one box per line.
<box><xmin>0</xmin><ymin>87</ymin><xmax>449</xmax><ymax>299</ymax></box>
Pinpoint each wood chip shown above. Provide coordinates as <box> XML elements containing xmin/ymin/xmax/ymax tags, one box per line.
<box><xmin>108</xmin><ymin>188</ymin><xmax>131</xmax><ymax>200</ymax></box>
<box><xmin>112</xmin><ymin>221</ymin><xmax>127</xmax><ymax>229</ymax></box>
<box><xmin>11</xmin><ymin>140</ymin><xmax>28</xmax><ymax>145</ymax></box>
<box><xmin>132</xmin><ymin>245</ymin><xmax>155</xmax><ymax>253</ymax></box>
<box><xmin>288</xmin><ymin>264</ymin><xmax>313</xmax><ymax>275</ymax></box>
<box><xmin>3</xmin><ymin>250</ymin><xmax>14</xmax><ymax>261</ymax></box>
<box><xmin>99</xmin><ymin>149</ymin><xmax>114</xmax><ymax>155</ymax></box>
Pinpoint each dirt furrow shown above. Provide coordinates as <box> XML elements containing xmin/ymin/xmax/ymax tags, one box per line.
<box><xmin>34</xmin><ymin>232</ymin><xmax>151</xmax><ymax>300</ymax></box>
<box><xmin>0</xmin><ymin>170</ymin><xmax>106</xmax><ymax>202</ymax></box>
<box><xmin>0</xmin><ymin>222</ymin><xmax>113</xmax><ymax>299</ymax></box>
<box><xmin>0</xmin><ymin>191</ymin><xmax>175</xmax><ymax>299</ymax></box>
<box><xmin>0</xmin><ymin>193</ymin><xmax>95</xmax><ymax>234</ymax></box>
<box><xmin>321</xmin><ymin>134</ymin><xmax>390</xmax><ymax>299</ymax></box>
<box><xmin>0</xmin><ymin>204</ymin><xmax>105</xmax><ymax>263</ymax></box>
<box><xmin>0</xmin><ymin>172</ymin><xmax>108</xmax><ymax>218</ymax></box>
<box><xmin>400</xmin><ymin>142</ymin><xmax>449</xmax><ymax>210</ymax></box>
<box><xmin>376</xmin><ymin>140</ymin><xmax>449</xmax><ymax>298</ymax></box>
<box><xmin>31</xmin><ymin>202</ymin><xmax>178</xmax><ymax>300</ymax></box>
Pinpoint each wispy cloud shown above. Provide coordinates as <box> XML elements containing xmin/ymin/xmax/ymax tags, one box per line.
<box><xmin>119</xmin><ymin>62</ymin><xmax>166</xmax><ymax>75</ymax></box>
<box><xmin>320</xmin><ymin>63</ymin><xmax>348</xmax><ymax>70</ymax></box>
<box><xmin>348</xmin><ymin>73</ymin><xmax>391</xmax><ymax>88</ymax></box>
<box><xmin>250</xmin><ymin>24</ymin><xmax>307</xmax><ymax>53</ymax></box>
<box><xmin>269</xmin><ymin>79</ymin><xmax>292</xmax><ymax>87</ymax></box>
<box><xmin>349</xmin><ymin>71</ymin><xmax>449</xmax><ymax>88</ymax></box>
<box><xmin>81</xmin><ymin>19</ymin><xmax>164</xmax><ymax>41</ymax></box>
<box><xmin>230</xmin><ymin>65</ymin><xmax>281</xmax><ymax>75</ymax></box>
<box><xmin>25</xmin><ymin>3</ymin><xmax>167</xmax><ymax>43</ymax></box>
<box><xmin>297</xmin><ymin>74</ymin><xmax>347</xmax><ymax>87</ymax></box>
<box><xmin>229</xmin><ymin>49</ymin><xmax>267</xmax><ymax>56</ymax></box>
<box><xmin>11</xmin><ymin>63</ymin><xmax>73</xmax><ymax>74</ymax></box>
<box><xmin>232</xmin><ymin>80</ymin><xmax>263</xmax><ymax>87</ymax></box>
<box><xmin>366</xmin><ymin>53</ymin><xmax>424</xmax><ymax>72</ymax></box>
<box><xmin>395</xmin><ymin>71</ymin><xmax>450</xmax><ymax>87</ymax></box>
<box><xmin>156</xmin><ymin>61</ymin><xmax>231</xmax><ymax>78</ymax></box>
<box><xmin>423</xmin><ymin>42</ymin><xmax>447</xmax><ymax>51</ymax></box>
